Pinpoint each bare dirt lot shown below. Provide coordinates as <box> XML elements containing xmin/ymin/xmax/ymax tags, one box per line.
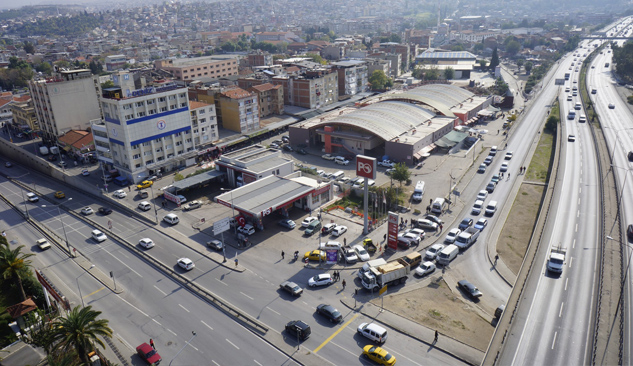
<box><xmin>373</xmin><ymin>277</ymin><xmax>494</xmax><ymax>351</ymax></box>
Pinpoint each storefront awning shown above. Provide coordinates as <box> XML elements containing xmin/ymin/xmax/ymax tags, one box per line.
<box><xmin>413</xmin><ymin>144</ymin><xmax>436</xmax><ymax>159</ymax></box>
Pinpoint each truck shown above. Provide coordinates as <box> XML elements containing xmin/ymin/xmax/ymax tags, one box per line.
<box><xmin>454</xmin><ymin>227</ymin><xmax>480</xmax><ymax>250</ymax></box>
<box><xmin>358</xmin><ymin>258</ymin><xmax>388</xmax><ymax>279</ymax></box>
<box><xmin>361</xmin><ymin>260</ymin><xmax>410</xmax><ymax>291</ymax></box>
<box><xmin>49</xmin><ymin>146</ymin><xmax>59</xmax><ymax>155</ymax></box>
<box><xmin>547</xmin><ymin>246</ymin><xmax>566</xmax><ymax>274</ymax></box>
<box><xmin>39</xmin><ymin>146</ymin><xmax>49</xmax><ymax>155</ymax></box>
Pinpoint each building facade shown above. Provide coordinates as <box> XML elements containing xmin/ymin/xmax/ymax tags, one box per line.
<box><xmin>249</xmin><ymin>83</ymin><xmax>284</xmax><ymax>117</ymax></box>
<box><xmin>9</xmin><ymin>98</ymin><xmax>39</xmax><ymax>135</ymax></box>
<box><xmin>105</xmin><ymin>55</ymin><xmax>127</xmax><ymax>71</ymax></box>
<box><xmin>331</xmin><ymin>60</ymin><xmax>369</xmax><ymax>97</ymax></box>
<box><xmin>189</xmin><ymin>100</ymin><xmax>218</xmax><ymax>147</ymax></box>
<box><xmin>271</xmin><ymin>68</ymin><xmax>338</xmax><ymax>109</ymax></box>
<box><xmin>154</xmin><ymin>55</ymin><xmax>239</xmax><ymax>82</ymax></box>
<box><xmin>29</xmin><ymin>69</ymin><xmax>102</xmax><ymax>141</ymax></box>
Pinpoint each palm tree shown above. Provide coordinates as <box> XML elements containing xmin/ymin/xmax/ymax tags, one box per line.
<box><xmin>0</xmin><ymin>244</ymin><xmax>34</xmax><ymax>301</ymax></box>
<box><xmin>51</xmin><ymin>306</ymin><xmax>113</xmax><ymax>365</ymax></box>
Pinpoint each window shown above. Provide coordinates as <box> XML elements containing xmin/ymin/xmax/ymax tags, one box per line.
<box><xmin>176</xmin><ymin>141</ymin><xmax>182</xmax><ymax>146</ymax></box>
<box><xmin>156</xmin><ymin>148</ymin><xmax>163</xmax><ymax>152</ymax></box>
<box><xmin>180</xmin><ymin>103</ymin><xmax>186</xmax><ymax>108</ymax></box>
<box><xmin>132</xmin><ymin>144</ymin><xmax>139</xmax><ymax>150</ymax></box>
<box><xmin>203</xmin><ymin>135</ymin><xmax>209</xmax><ymax>141</ymax></box>
<box><xmin>160</xmin><ymin>107</ymin><xmax>167</xmax><ymax>112</ymax></box>
<box><xmin>144</xmin><ymin>151</ymin><xmax>152</xmax><ymax>156</ymax></box>
<box><xmin>193</xmin><ymin>129</ymin><xmax>199</xmax><ymax>134</ymax></box>
<box><xmin>170</xmin><ymin>105</ymin><xmax>176</xmax><ymax>109</ymax></box>
<box><xmin>148</xmin><ymin>109</ymin><xmax>156</xmax><ymax>115</ymax></box>
<box><xmin>123</xmin><ymin>104</ymin><xmax>132</xmax><ymax>110</ymax></box>
<box><xmin>177</xmin><ymin>150</ymin><xmax>183</xmax><ymax>155</ymax></box>
<box><xmin>135</xmin><ymin>101</ymin><xmax>144</xmax><ymax>107</ymax></box>
<box><xmin>186</xmin><ymin>138</ymin><xmax>192</xmax><ymax>143</ymax></box>
<box><xmin>165</xmin><ymin>144</ymin><xmax>173</xmax><ymax>149</ymax></box>
<box><xmin>199</xmin><ymin>109</ymin><xmax>205</xmax><ymax>114</ymax></box>
<box><xmin>169</xmin><ymin>95</ymin><xmax>176</xmax><ymax>100</ymax></box>
<box><xmin>133</xmin><ymin>154</ymin><xmax>140</xmax><ymax>159</ymax></box>
<box><xmin>137</xmin><ymin>111</ymin><xmax>146</xmax><ymax>117</ymax></box>
<box><xmin>142</xmin><ymin>142</ymin><xmax>151</xmax><ymax>147</ymax></box>
<box><xmin>125</xmin><ymin>114</ymin><xmax>134</xmax><ymax>120</ymax></box>
<box><xmin>158</xmin><ymin>97</ymin><xmax>166</xmax><ymax>102</ymax></box>
<box><xmin>199</xmin><ymin>118</ymin><xmax>206</xmax><ymax>123</ymax></box>
<box><xmin>135</xmin><ymin>163</ymin><xmax>141</xmax><ymax>168</ymax></box>
<box><xmin>146</xmin><ymin>160</ymin><xmax>154</xmax><ymax>165</ymax></box>
<box><xmin>147</xmin><ymin>100</ymin><xmax>155</xmax><ymax>105</ymax></box>
<box><xmin>154</xmin><ymin>138</ymin><xmax>162</xmax><ymax>143</ymax></box>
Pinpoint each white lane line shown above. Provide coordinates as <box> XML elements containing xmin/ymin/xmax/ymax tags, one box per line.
<box><xmin>215</xmin><ymin>278</ymin><xmax>228</xmax><ymax>286</ymax></box>
<box><xmin>266</xmin><ymin>306</ymin><xmax>281</xmax><ymax>316</ymax></box>
<box><xmin>116</xmin><ymin>294</ymin><xmax>149</xmax><ymax>317</ymax></box>
<box><xmin>254</xmin><ymin>360</ymin><xmax>263</xmax><ymax>366</ymax></box>
<box><xmin>575</xmin><ymin>223</ymin><xmax>578</xmax><ymax>232</ymax></box>
<box><xmin>189</xmin><ymin>343</ymin><xmax>199</xmax><ymax>351</ymax></box>
<box><xmin>178</xmin><ymin>304</ymin><xmax>190</xmax><ymax>313</ymax></box>
<box><xmin>108</xmin><ymin>252</ymin><xmax>143</xmax><ymax>277</ymax></box>
<box><xmin>152</xmin><ymin>319</ymin><xmax>162</xmax><ymax>326</ymax></box>
<box><xmin>565</xmin><ymin>278</ymin><xmax>569</xmax><ymax>291</ymax></box>
<box><xmin>226</xmin><ymin>338</ymin><xmax>240</xmax><ymax>349</ymax></box>
<box><xmin>201</xmin><ymin>320</ymin><xmax>214</xmax><ymax>331</ymax></box>
<box><xmin>240</xmin><ymin>292</ymin><xmax>254</xmax><ymax>300</ymax></box>
<box><xmin>116</xmin><ymin>333</ymin><xmax>135</xmax><ymax>350</ymax></box>
<box><xmin>579</xmin><ymin>187</ymin><xmax>582</xmax><ymax>194</ymax></box>
<box><xmin>569</xmin><ymin>257</ymin><xmax>573</xmax><ymax>268</ymax></box>
<box><xmin>153</xmin><ymin>285</ymin><xmax>167</xmax><ymax>296</ymax></box>
<box><xmin>577</xmin><ymin>210</ymin><xmax>580</xmax><ymax>218</ymax></box>
<box><xmin>212</xmin><ymin>361</ymin><xmax>220</xmax><ymax>366</ymax></box>
<box><xmin>329</xmin><ymin>341</ymin><xmax>361</xmax><ymax>357</ymax></box>
<box><xmin>559</xmin><ymin>302</ymin><xmax>564</xmax><ymax>317</ymax></box>
<box><xmin>167</xmin><ymin>328</ymin><xmax>177</xmax><ymax>336</ymax></box>
<box><xmin>552</xmin><ymin>332</ymin><xmax>558</xmax><ymax>349</ymax></box>
<box><xmin>578</xmin><ymin>198</ymin><xmax>581</xmax><ymax>205</ymax></box>
<box><xmin>302</xmin><ymin>301</ymin><xmax>309</xmax><ymax>306</ymax></box>
<box><xmin>573</xmin><ymin>239</ymin><xmax>576</xmax><ymax>249</ymax></box>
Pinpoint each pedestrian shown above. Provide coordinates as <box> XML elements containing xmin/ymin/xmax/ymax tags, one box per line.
<box><xmin>383</xmin><ymin>233</ymin><xmax>387</xmax><ymax>241</ymax></box>
<box><xmin>235</xmin><ymin>258</ymin><xmax>238</xmax><ymax>267</ymax></box>
<box><xmin>497</xmin><ymin>129</ymin><xmax>499</xmax><ymax>135</ymax></box>
<box><xmin>426</xmin><ymin>205</ymin><xmax>431</xmax><ymax>214</ymax></box>
<box><xmin>150</xmin><ymin>339</ymin><xmax>155</xmax><ymax>350</ymax></box>
<box><xmin>495</xmin><ymin>254</ymin><xmax>499</xmax><ymax>264</ymax></box>
<box><xmin>434</xmin><ymin>330</ymin><xmax>439</xmax><ymax>343</ymax></box>
<box><xmin>342</xmin><ymin>279</ymin><xmax>346</xmax><ymax>289</ymax></box>
<box><xmin>281</xmin><ymin>250</ymin><xmax>285</xmax><ymax>259</ymax></box>
<box><xmin>344</xmin><ymin>238</ymin><xmax>347</xmax><ymax>246</ymax></box>
<box><xmin>439</xmin><ymin>224</ymin><xmax>443</xmax><ymax>232</ymax></box>
<box><xmin>128</xmin><ymin>185</ymin><xmax>131</xmax><ymax>192</ymax></box>
<box><xmin>508</xmin><ymin>173</ymin><xmax>511</xmax><ymax>180</ymax></box>
<box><xmin>405</xmin><ymin>219</ymin><xmax>408</xmax><ymax>226</ymax></box>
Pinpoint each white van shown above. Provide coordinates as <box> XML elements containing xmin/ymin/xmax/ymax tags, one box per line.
<box><xmin>579</xmin><ymin>114</ymin><xmax>587</xmax><ymax>123</ymax></box>
<box><xmin>357</xmin><ymin>323</ymin><xmax>388</xmax><ymax>344</ymax></box>
<box><xmin>138</xmin><ymin>201</ymin><xmax>151</xmax><ymax>211</ymax></box>
<box><xmin>485</xmin><ymin>201</ymin><xmax>498</xmax><ymax>216</ymax></box>
<box><xmin>330</xmin><ymin>171</ymin><xmax>345</xmax><ymax>181</ymax></box>
<box><xmin>319</xmin><ymin>241</ymin><xmax>341</xmax><ymax>251</ymax></box>
<box><xmin>437</xmin><ymin>244</ymin><xmax>459</xmax><ymax>266</ymax></box>
<box><xmin>163</xmin><ymin>213</ymin><xmax>179</xmax><ymax>225</ymax></box>
<box><xmin>574</xmin><ymin>102</ymin><xmax>582</xmax><ymax>110</ymax></box>
<box><xmin>490</xmin><ymin>146</ymin><xmax>498</xmax><ymax>156</ymax></box>
<box><xmin>412</xmin><ymin>181</ymin><xmax>425</xmax><ymax>201</ymax></box>
<box><xmin>431</xmin><ymin>197</ymin><xmax>446</xmax><ymax>215</ymax></box>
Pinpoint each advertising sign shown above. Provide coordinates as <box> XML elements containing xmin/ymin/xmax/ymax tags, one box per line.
<box><xmin>387</xmin><ymin>211</ymin><xmax>399</xmax><ymax>251</ymax></box>
<box><xmin>213</xmin><ymin>217</ymin><xmax>230</xmax><ymax>235</ymax></box>
<box><xmin>326</xmin><ymin>250</ymin><xmax>338</xmax><ymax>264</ymax></box>
<box><xmin>356</xmin><ymin>155</ymin><xmax>377</xmax><ymax>179</ymax></box>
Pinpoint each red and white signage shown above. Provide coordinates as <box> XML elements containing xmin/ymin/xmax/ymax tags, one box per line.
<box><xmin>387</xmin><ymin>211</ymin><xmax>399</xmax><ymax>250</ymax></box>
<box><xmin>356</xmin><ymin>155</ymin><xmax>376</xmax><ymax>179</ymax></box>
<box><xmin>237</xmin><ymin>216</ymin><xmax>246</xmax><ymax>227</ymax></box>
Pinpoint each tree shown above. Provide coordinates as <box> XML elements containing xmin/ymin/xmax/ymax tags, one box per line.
<box><xmin>306</xmin><ymin>53</ymin><xmax>326</xmax><ymax>65</ymax></box>
<box><xmin>34</xmin><ymin>62</ymin><xmax>53</xmax><ymax>75</ymax></box>
<box><xmin>369</xmin><ymin>70</ymin><xmax>390</xmax><ymax>91</ymax></box>
<box><xmin>51</xmin><ymin>306</ymin><xmax>112</xmax><ymax>365</ymax></box>
<box><xmin>443</xmin><ymin>67</ymin><xmax>455</xmax><ymax>80</ymax></box>
<box><xmin>391</xmin><ymin>163</ymin><xmax>410</xmax><ymax>187</ymax></box>
<box><xmin>489</xmin><ymin>48</ymin><xmax>499</xmax><ymax>71</ymax></box>
<box><xmin>478</xmin><ymin>59</ymin><xmax>488</xmax><ymax>69</ymax></box>
<box><xmin>101</xmin><ymin>80</ymin><xmax>115</xmax><ymax>89</ymax></box>
<box><xmin>516</xmin><ymin>58</ymin><xmax>524</xmax><ymax>72</ymax></box>
<box><xmin>473</xmin><ymin>43</ymin><xmax>484</xmax><ymax>53</ymax></box>
<box><xmin>0</xmin><ymin>244</ymin><xmax>35</xmax><ymax>301</ymax></box>
<box><xmin>23</xmin><ymin>42</ymin><xmax>35</xmax><ymax>54</ymax></box>
<box><xmin>524</xmin><ymin>61</ymin><xmax>534</xmax><ymax>75</ymax></box>
<box><xmin>506</xmin><ymin>40</ymin><xmax>521</xmax><ymax>56</ymax></box>
<box><xmin>545</xmin><ymin>114</ymin><xmax>558</xmax><ymax>132</ymax></box>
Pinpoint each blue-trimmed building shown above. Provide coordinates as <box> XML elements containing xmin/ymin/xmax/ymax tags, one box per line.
<box><xmin>93</xmin><ymin>73</ymin><xmax>197</xmax><ymax>183</ymax></box>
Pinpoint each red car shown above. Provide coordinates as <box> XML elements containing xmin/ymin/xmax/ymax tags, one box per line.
<box><xmin>136</xmin><ymin>343</ymin><xmax>161</xmax><ymax>365</ymax></box>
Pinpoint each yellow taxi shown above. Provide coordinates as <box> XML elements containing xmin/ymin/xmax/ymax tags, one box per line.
<box><xmin>54</xmin><ymin>191</ymin><xmax>65</xmax><ymax>199</ymax></box>
<box><xmin>303</xmin><ymin>250</ymin><xmax>326</xmax><ymax>262</ymax></box>
<box><xmin>362</xmin><ymin>345</ymin><xmax>396</xmax><ymax>365</ymax></box>
<box><xmin>136</xmin><ymin>180</ymin><xmax>153</xmax><ymax>190</ymax></box>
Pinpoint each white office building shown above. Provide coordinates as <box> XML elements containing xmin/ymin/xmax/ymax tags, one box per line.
<box><xmin>94</xmin><ymin>80</ymin><xmax>197</xmax><ymax>183</ymax></box>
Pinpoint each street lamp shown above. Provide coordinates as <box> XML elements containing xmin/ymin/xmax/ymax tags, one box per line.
<box><xmin>149</xmin><ymin>184</ymin><xmax>159</xmax><ymax>223</ymax></box>
<box><xmin>169</xmin><ymin>331</ymin><xmax>197</xmax><ymax>366</ymax></box>
<box><xmin>77</xmin><ymin>264</ymin><xmax>95</xmax><ymax>307</ymax></box>
<box><xmin>448</xmin><ymin>168</ymin><xmax>462</xmax><ymax>207</ymax></box>
<box><xmin>220</xmin><ymin>188</ymin><xmax>236</xmax><ymax>234</ymax></box>
<box><xmin>8</xmin><ymin>173</ymin><xmax>30</xmax><ymax>219</ymax></box>
<box><xmin>42</xmin><ymin>198</ymin><xmax>73</xmax><ymax>254</ymax></box>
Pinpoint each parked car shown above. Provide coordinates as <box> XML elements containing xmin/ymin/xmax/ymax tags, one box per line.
<box><xmin>491</xmin><ymin>174</ymin><xmax>500</xmax><ymax>183</ymax></box>
<box><xmin>113</xmin><ymin>189</ymin><xmax>127</xmax><ymax>198</ymax></box>
<box><xmin>378</xmin><ymin>160</ymin><xmax>396</xmax><ymax>168</ymax></box>
<box><xmin>278</xmin><ymin>219</ymin><xmax>296</xmax><ymax>229</ymax></box>
<box><xmin>472</xmin><ymin>200</ymin><xmax>484</xmax><ymax>215</ymax></box>
<box><xmin>280</xmin><ymin>281</ymin><xmax>303</xmax><ymax>296</ymax></box>
<box><xmin>206</xmin><ymin>239</ymin><xmax>223</xmax><ymax>251</ymax></box>
<box><xmin>353</xmin><ymin>244</ymin><xmax>371</xmax><ymax>261</ymax></box>
<box><xmin>136</xmin><ymin>343</ymin><xmax>162</xmax><ymax>365</ymax></box>
<box><xmin>285</xmin><ymin>320</ymin><xmax>311</xmax><ymax>341</ymax></box>
<box><xmin>505</xmin><ymin>152</ymin><xmax>513</xmax><ymax>160</ymax></box>
<box><xmin>478</xmin><ymin>164</ymin><xmax>486</xmax><ymax>173</ymax></box>
<box><xmin>458</xmin><ymin>279</ymin><xmax>483</xmax><ymax>299</ymax></box>
<box><xmin>183</xmin><ymin>200</ymin><xmax>202</xmax><ymax>211</ymax></box>
<box><xmin>416</xmin><ymin>219</ymin><xmax>438</xmax><ymax>231</ymax></box>
<box><xmin>474</xmin><ymin>218</ymin><xmax>488</xmax><ymax>231</ymax></box>
<box><xmin>321</xmin><ymin>154</ymin><xmax>335</xmax><ymax>161</ymax></box>
<box><xmin>304</xmin><ymin>250</ymin><xmax>326</xmax><ymax>261</ymax></box>
<box><xmin>424</xmin><ymin>214</ymin><xmax>443</xmax><ymax>225</ymax></box>
<box><xmin>322</xmin><ymin>222</ymin><xmax>337</xmax><ymax>235</ymax></box>
<box><xmin>476</xmin><ymin>190</ymin><xmax>488</xmax><ymax>200</ymax></box>
<box><xmin>301</xmin><ymin>217</ymin><xmax>318</xmax><ymax>227</ymax></box>
<box><xmin>483</xmin><ymin>156</ymin><xmax>493</xmax><ymax>166</ymax></box>
<box><xmin>444</xmin><ymin>229</ymin><xmax>460</xmax><ymax>244</ymax></box>
<box><xmin>332</xmin><ymin>225</ymin><xmax>348</xmax><ymax>237</ymax></box>
<box><xmin>237</xmin><ymin>224</ymin><xmax>255</xmax><ymax>235</ymax></box>
<box><xmin>81</xmin><ymin>169</ymin><xmax>90</xmax><ymax>176</ymax></box>
<box><xmin>342</xmin><ymin>246</ymin><xmax>358</xmax><ymax>263</ymax></box>
<box><xmin>316</xmin><ymin>304</ymin><xmax>343</xmax><ymax>323</ymax></box>
<box><xmin>500</xmin><ymin>162</ymin><xmax>509</xmax><ymax>172</ymax></box>
<box><xmin>308</xmin><ymin>274</ymin><xmax>333</xmax><ymax>287</ymax></box>
<box><xmin>486</xmin><ymin>182</ymin><xmax>497</xmax><ymax>193</ymax></box>
<box><xmin>415</xmin><ymin>261</ymin><xmax>436</xmax><ymax>276</ymax></box>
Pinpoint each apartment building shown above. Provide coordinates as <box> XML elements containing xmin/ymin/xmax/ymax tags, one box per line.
<box><xmin>331</xmin><ymin>60</ymin><xmax>369</xmax><ymax>97</ymax></box>
<box><xmin>95</xmin><ymin>82</ymin><xmax>195</xmax><ymax>182</ymax></box>
<box><xmin>247</xmin><ymin>51</ymin><xmax>273</xmax><ymax>67</ymax></box>
<box><xmin>154</xmin><ymin>55</ymin><xmax>239</xmax><ymax>82</ymax></box>
<box><xmin>248</xmin><ymin>83</ymin><xmax>284</xmax><ymax>117</ymax></box>
<box><xmin>9</xmin><ymin>97</ymin><xmax>39</xmax><ymax>135</ymax></box>
<box><xmin>189</xmin><ymin>100</ymin><xmax>218</xmax><ymax>146</ymax></box>
<box><xmin>365</xmin><ymin>59</ymin><xmax>391</xmax><ymax>80</ymax></box>
<box><xmin>105</xmin><ymin>54</ymin><xmax>127</xmax><ymax>71</ymax></box>
<box><xmin>378</xmin><ymin>42</ymin><xmax>411</xmax><ymax>71</ymax></box>
<box><xmin>368</xmin><ymin>52</ymin><xmax>402</xmax><ymax>78</ymax></box>
<box><xmin>29</xmin><ymin>69</ymin><xmax>102</xmax><ymax>141</ymax></box>
<box><xmin>271</xmin><ymin>68</ymin><xmax>338</xmax><ymax>109</ymax></box>
<box><xmin>188</xmin><ymin>86</ymin><xmax>260</xmax><ymax>134</ymax></box>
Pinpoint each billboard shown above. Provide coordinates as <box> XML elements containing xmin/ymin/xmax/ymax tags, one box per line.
<box><xmin>387</xmin><ymin>211</ymin><xmax>399</xmax><ymax>250</ymax></box>
<box><xmin>356</xmin><ymin>155</ymin><xmax>377</xmax><ymax>179</ymax></box>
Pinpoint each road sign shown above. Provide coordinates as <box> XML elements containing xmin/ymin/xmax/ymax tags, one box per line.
<box><xmin>379</xmin><ymin>285</ymin><xmax>387</xmax><ymax>296</ymax></box>
<box><xmin>356</xmin><ymin>155</ymin><xmax>376</xmax><ymax>179</ymax></box>
<box><xmin>213</xmin><ymin>217</ymin><xmax>230</xmax><ymax>235</ymax></box>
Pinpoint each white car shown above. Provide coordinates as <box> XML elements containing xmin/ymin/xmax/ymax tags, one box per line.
<box><xmin>301</xmin><ymin>217</ymin><xmax>318</xmax><ymax>227</ymax></box>
<box><xmin>177</xmin><ymin>257</ymin><xmax>195</xmax><ymax>271</ymax></box>
<box><xmin>321</xmin><ymin>154</ymin><xmax>335</xmax><ymax>161</ymax></box>
<box><xmin>444</xmin><ymin>228</ymin><xmax>461</xmax><ymax>244</ymax></box>
<box><xmin>331</xmin><ymin>225</ymin><xmax>348</xmax><ymax>237</ymax></box>
<box><xmin>378</xmin><ymin>160</ymin><xmax>396</xmax><ymax>167</ymax></box>
<box><xmin>335</xmin><ymin>158</ymin><xmax>350</xmax><ymax>165</ymax></box>
<box><xmin>36</xmin><ymin>238</ymin><xmax>51</xmax><ymax>250</ymax></box>
<box><xmin>237</xmin><ymin>224</ymin><xmax>255</xmax><ymax>236</ymax></box>
<box><xmin>476</xmin><ymin>190</ymin><xmax>488</xmax><ymax>200</ymax></box>
<box><xmin>308</xmin><ymin>273</ymin><xmax>334</xmax><ymax>287</ymax></box>
<box><xmin>471</xmin><ymin>200</ymin><xmax>484</xmax><ymax>215</ymax></box>
<box><xmin>500</xmin><ymin>162</ymin><xmax>509</xmax><ymax>172</ymax></box>
<box><xmin>415</xmin><ymin>261</ymin><xmax>436</xmax><ymax>276</ymax></box>
<box><xmin>113</xmin><ymin>190</ymin><xmax>127</xmax><ymax>198</ymax></box>
<box><xmin>425</xmin><ymin>244</ymin><xmax>445</xmax><ymax>260</ymax></box>
<box><xmin>80</xmin><ymin>207</ymin><xmax>94</xmax><ymax>215</ymax></box>
<box><xmin>26</xmin><ymin>192</ymin><xmax>39</xmax><ymax>202</ymax></box>
<box><xmin>408</xmin><ymin>228</ymin><xmax>426</xmax><ymax>240</ymax></box>
<box><xmin>399</xmin><ymin>232</ymin><xmax>420</xmax><ymax>245</ymax></box>
<box><xmin>352</xmin><ymin>244</ymin><xmax>370</xmax><ymax>261</ymax></box>
<box><xmin>505</xmin><ymin>152</ymin><xmax>513</xmax><ymax>160</ymax></box>
<box><xmin>81</xmin><ymin>169</ymin><xmax>90</xmax><ymax>176</ymax></box>
<box><xmin>342</xmin><ymin>246</ymin><xmax>358</xmax><ymax>263</ymax></box>
<box><xmin>139</xmin><ymin>238</ymin><xmax>155</xmax><ymax>249</ymax></box>
<box><xmin>91</xmin><ymin>229</ymin><xmax>107</xmax><ymax>242</ymax></box>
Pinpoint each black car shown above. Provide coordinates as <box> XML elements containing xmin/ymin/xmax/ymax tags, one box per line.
<box><xmin>486</xmin><ymin>182</ymin><xmax>496</xmax><ymax>193</ymax></box>
<box><xmin>297</xmin><ymin>148</ymin><xmax>308</xmax><ymax>155</ymax></box>
<box><xmin>458</xmin><ymin>218</ymin><xmax>473</xmax><ymax>230</ymax></box>
<box><xmin>628</xmin><ymin>224</ymin><xmax>633</xmax><ymax>241</ymax></box>
<box><xmin>285</xmin><ymin>320</ymin><xmax>311</xmax><ymax>341</ymax></box>
<box><xmin>98</xmin><ymin>207</ymin><xmax>113</xmax><ymax>215</ymax></box>
<box><xmin>458</xmin><ymin>279</ymin><xmax>483</xmax><ymax>299</ymax></box>
<box><xmin>283</xmin><ymin>145</ymin><xmax>294</xmax><ymax>152</ymax></box>
<box><xmin>316</xmin><ymin>304</ymin><xmax>343</xmax><ymax>323</ymax></box>
<box><xmin>628</xmin><ymin>151</ymin><xmax>633</xmax><ymax>162</ymax></box>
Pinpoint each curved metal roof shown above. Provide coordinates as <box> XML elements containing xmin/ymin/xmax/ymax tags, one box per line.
<box><xmin>378</xmin><ymin>84</ymin><xmax>474</xmax><ymax>116</ymax></box>
<box><xmin>320</xmin><ymin>101</ymin><xmax>435</xmax><ymax>141</ymax></box>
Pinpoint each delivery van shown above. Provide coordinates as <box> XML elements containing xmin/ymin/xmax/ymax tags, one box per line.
<box><xmin>431</xmin><ymin>197</ymin><xmax>446</xmax><ymax>215</ymax></box>
<box><xmin>412</xmin><ymin>181</ymin><xmax>425</xmax><ymax>201</ymax></box>
<box><xmin>437</xmin><ymin>244</ymin><xmax>459</xmax><ymax>266</ymax></box>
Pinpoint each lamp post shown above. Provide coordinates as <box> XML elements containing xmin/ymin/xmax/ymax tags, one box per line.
<box><xmin>77</xmin><ymin>264</ymin><xmax>94</xmax><ymax>307</ymax></box>
<box><xmin>169</xmin><ymin>331</ymin><xmax>197</xmax><ymax>366</ymax></box>
<box><xmin>42</xmin><ymin>198</ymin><xmax>73</xmax><ymax>254</ymax></box>
<box><xmin>448</xmin><ymin>168</ymin><xmax>462</xmax><ymax>207</ymax></box>
<box><xmin>8</xmin><ymin>173</ymin><xmax>30</xmax><ymax>219</ymax></box>
<box><xmin>149</xmin><ymin>184</ymin><xmax>159</xmax><ymax>223</ymax></box>
<box><xmin>220</xmin><ymin>188</ymin><xmax>236</xmax><ymax>234</ymax></box>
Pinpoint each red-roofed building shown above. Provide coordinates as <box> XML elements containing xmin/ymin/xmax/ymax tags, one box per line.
<box><xmin>58</xmin><ymin>130</ymin><xmax>95</xmax><ymax>160</ymax></box>
<box><xmin>189</xmin><ymin>86</ymin><xmax>260</xmax><ymax>134</ymax></box>
<box><xmin>248</xmin><ymin>83</ymin><xmax>284</xmax><ymax>117</ymax></box>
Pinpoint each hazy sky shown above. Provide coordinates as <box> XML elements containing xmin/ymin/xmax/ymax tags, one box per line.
<box><xmin>0</xmin><ymin>0</ymin><xmax>98</xmax><ymax>11</ymax></box>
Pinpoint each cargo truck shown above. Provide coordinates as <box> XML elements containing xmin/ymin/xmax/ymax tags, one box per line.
<box><xmin>39</xmin><ymin>146</ymin><xmax>49</xmax><ymax>155</ymax></box>
<box><xmin>454</xmin><ymin>227</ymin><xmax>480</xmax><ymax>250</ymax></box>
<box><xmin>361</xmin><ymin>259</ymin><xmax>410</xmax><ymax>291</ymax></box>
<box><xmin>547</xmin><ymin>245</ymin><xmax>566</xmax><ymax>274</ymax></box>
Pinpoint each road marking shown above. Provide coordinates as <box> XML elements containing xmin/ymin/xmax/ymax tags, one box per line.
<box><xmin>565</xmin><ymin>278</ymin><xmax>569</xmax><ymax>291</ymax></box>
<box><xmin>226</xmin><ymin>338</ymin><xmax>240</xmax><ymax>349</ymax></box>
<box><xmin>577</xmin><ymin>210</ymin><xmax>580</xmax><ymax>218</ymax></box>
<box><xmin>240</xmin><ymin>292</ymin><xmax>254</xmax><ymax>300</ymax></box>
<box><xmin>152</xmin><ymin>319</ymin><xmax>162</xmax><ymax>326</ymax></box>
<box><xmin>559</xmin><ymin>302</ymin><xmax>564</xmax><ymax>317</ymax></box>
<box><xmin>153</xmin><ymin>285</ymin><xmax>167</xmax><ymax>296</ymax></box>
<box><xmin>83</xmin><ymin>286</ymin><xmax>105</xmax><ymax>300</ymax></box>
<box><xmin>214</xmin><ymin>278</ymin><xmax>228</xmax><ymax>286</ymax></box>
<box><xmin>116</xmin><ymin>333</ymin><xmax>134</xmax><ymax>350</ymax></box>
<box><xmin>212</xmin><ymin>361</ymin><xmax>220</xmax><ymax>366</ymax></box>
<box><xmin>266</xmin><ymin>306</ymin><xmax>281</xmax><ymax>316</ymax></box>
<box><xmin>178</xmin><ymin>304</ymin><xmax>190</xmax><ymax>313</ymax></box>
<box><xmin>167</xmin><ymin>328</ymin><xmax>177</xmax><ymax>336</ymax></box>
<box><xmin>189</xmin><ymin>343</ymin><xmax>199</xmax><ymax>351</ymax></box>
<box><xmin>314</xmin><ymin>313</ymin><xmax>359</xmax><ymax>353</ymax></box>
<box><xmin>116</xmin><ymin>294</ymin><xmax>149</xmax><ymax>317</ymax></box>
<box><xmin>579</xmin><ymin>187</ymin><xmax>582</xmax><ymax>194</ymax></box>
<box><xmin>108</xmin><ymin>252</ymin><xmax>142</xmax><ymax>277</ymax></box>
<box><xmin>201</xmin><ymin>320</ymin><xmax>213</xmax><ymax>331</ymax></box>
<box><xmin>573</xmin><ymin>239</ymin><xmax>576</xmax><ymax>249</ymax></box>
<box><xmin>578</xmin><ymin>197</ymin><xmax>581</xmax><ymax>205</ymax></box>
<box><xmin>301</xmin><ymin>301</ymin><xmax>309</xmax><ymax>306</ymax></box>
<box><xmin>575</xmin><ymin>223</ymin><xmax>578</xmax><ymax>232</ymax></box>
<box><xmin>569</xmin><ymin>257</ymin><xmax>573</xmax><ymax>268</ymax></box>
<box><xmin>254</xmin><ymin>360</ymin><xmax>263</xmax><ymax>366</ymax></box>
<box><xmin>552</xmin><ymin>331</ymin><xmax>558</xmax><ymax>349</ymax></box>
